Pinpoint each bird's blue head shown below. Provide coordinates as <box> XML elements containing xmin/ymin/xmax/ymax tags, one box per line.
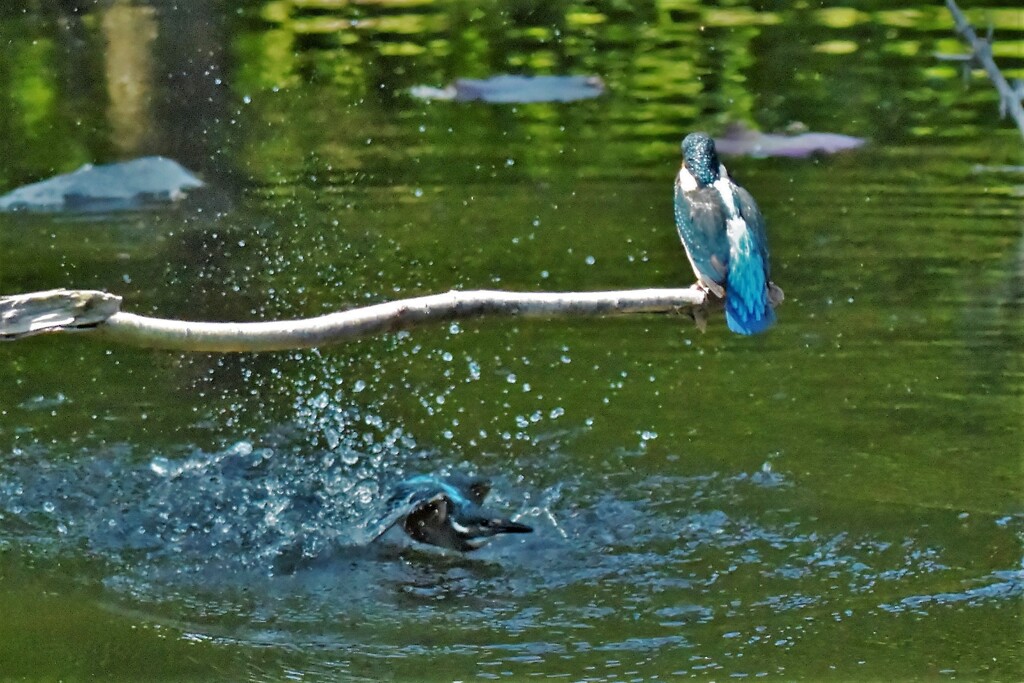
<box><xmin>681</xmin><ymin>132</ymin><xmax>721</xmax><ymax>187</ymax></box>
<box><xmin>396</xmin><ymin>475</ymin><xmax>533</xmax><ymax>552</ymax></box>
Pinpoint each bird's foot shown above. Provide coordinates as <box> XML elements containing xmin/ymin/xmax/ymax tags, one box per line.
<box><xmin>696</xmin><ymin>280</ymin><xmax>725</xmax><ymax>301</ymax></box>
<box><xmin>691</xmin><ymin>306</ymin><xmax>708</xmax><ymax>333</ymax></box>
<box><xmin>686</xmin><ymin>282</ymin><xmax>719</xmax><ymax>333</ymax></box>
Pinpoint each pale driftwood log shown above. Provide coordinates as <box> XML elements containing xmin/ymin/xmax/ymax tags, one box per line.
<box><xmin>943</xmin><ymin>0</ymin><xmax>1024</xmax><ymax>138</ymax></box>
<box><xmin>0</xmin><ymin>289</ymin><xmax>122</xmax><ymax>337</ymax></box>
<box><xmin>1</xmin><ymin>287</ymin><xmax>721</xmax><ymax>353</ymax></box>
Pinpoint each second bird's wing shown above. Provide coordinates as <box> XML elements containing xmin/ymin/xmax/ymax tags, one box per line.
<box><xmin>733</xmin><ymin>185</ymin><xmax>771</xmax><ymax>278</ymax></box>
<box><xmin>673</xmin><ymin>181</ymin><xmax>730</xmax><ymax>294</ymax></box>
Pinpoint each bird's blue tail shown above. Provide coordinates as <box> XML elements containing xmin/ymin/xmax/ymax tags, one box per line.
<box><xmin>725</xmin><ymin>230</ymin><xmax>776</xmax><ymax>335</ymax></box>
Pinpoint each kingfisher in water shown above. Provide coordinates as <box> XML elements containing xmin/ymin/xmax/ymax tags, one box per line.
<box><xmin>370</xmin><ymin>474</ymin><xmax>533</xmax><ymax>552</ymax></box>
<box><xmin>674</xmin><ymin>132</ymin><xmax>782</xmax><ymax>334</ymax></box>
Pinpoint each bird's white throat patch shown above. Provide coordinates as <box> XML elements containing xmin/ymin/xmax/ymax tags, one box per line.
<box><xmin>678</xmin><ymin>162</ymin><xmax>735</xmax><ymax>202</ymax></box>
<box><xmin>676</xmin><ymin>166</ymin><xmax>698</xmax><ymax>191</ymax></box>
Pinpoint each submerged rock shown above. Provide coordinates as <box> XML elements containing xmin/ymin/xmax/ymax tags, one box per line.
<box><xmin>411</xmin><ymin>75</ymin><xmax>605</xmax><ymax>103</ymax></box>
<box><xmin>713</xmin><ymin>123</ymin><xmax>866</xmax><ymax>158</ymax></box>
<box><xmin>0</xmin><ymin>156</ymin><xmax>204</xmax><ymax>212</ymax></box>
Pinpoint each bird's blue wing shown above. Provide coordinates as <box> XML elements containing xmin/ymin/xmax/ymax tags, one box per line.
<box><xmin>733</xmin><ymin>186</ymin><xmax>771</xmax><ymax>278</ymax></box>
<box><xmin>673</xmin><ymin>179</ymin><xmax>730</xmax><ymax>289</ymax></box>
<box><xmin>364</xmin><ymin>476</ymin><xmax>466</xmax><ymax>544</ymax></box>
<box><xmin>362</xmin><ymin>489</ymin><xmax>419</xmax><ymax>543</ymax></box>
<box><xmin>362</xmin><ymin>478</ymin><xmax>441</xmax><ymax>544</ymax></box>
<box><xmin>723</xmin><ymin>184</ymin><xmax>776</xmax><ymax>335</ymax></box>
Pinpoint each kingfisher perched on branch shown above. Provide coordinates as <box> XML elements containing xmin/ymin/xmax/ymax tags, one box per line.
<box><xmin>370</xmin><ymin>474</ymin><xmax>533</xmax><ymax>552</ymax></box>
<box><xmin>673</xmin><ymin>132</ymin><xmax>782</xmax><ymax>335</ymax></box>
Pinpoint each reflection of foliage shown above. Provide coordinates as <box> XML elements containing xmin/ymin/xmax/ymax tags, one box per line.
<box><xmin>9</xmin><ymin>40</ymin><xmax>56</xmax><ymax>135</ymax></box>
<box><xmin>251</xmin><ymin>0</ymin><xmax>657</xmax><ymax>90</ymax></box>
<box><xmin>0</xmin><ymin>31</ymin><xmax>99</xmax><ymax>187</ymax></box>
<box><xmin>3</xmin><ymin>0</ymin><xmax>1020</xmax><ymax>193</ymax></box>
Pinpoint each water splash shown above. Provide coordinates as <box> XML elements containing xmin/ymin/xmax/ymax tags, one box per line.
<box><xmin>0</xmin><ymin>449</ymin><xmax>1018</xmax><ymax>656</ymax></box>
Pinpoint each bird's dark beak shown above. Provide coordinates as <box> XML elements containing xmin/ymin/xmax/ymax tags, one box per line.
<box><xmin>493</xmin><ymin>519</ymin><xmax>533</xmax><ymax>534</ymax></box>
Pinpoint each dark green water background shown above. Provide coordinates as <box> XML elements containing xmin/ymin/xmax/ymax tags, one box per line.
<box><xmin>0</xmin><ymin>1</ymin><xmax>1021</xmax><ymax>680</ymax></box>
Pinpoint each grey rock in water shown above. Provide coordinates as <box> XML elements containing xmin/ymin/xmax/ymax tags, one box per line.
<box><xmin>411</xmin><ymin>75</ymin><xmax>605</xmax><ymax>103</ymax></box>
<box><xmin>0</xmin><ymin>156</ymin><xmax>204</xmax><ymax>212</ymax></box>
<box><xmin>713</xmin><ymin>123</ymin><xmax>866</xmax><ymax>158</ymax></box>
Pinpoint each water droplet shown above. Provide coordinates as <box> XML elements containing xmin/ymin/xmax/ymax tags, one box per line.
<box><xmin>228</xmin><ymin>441</ymin><xmax>253</xmax><ymax>457</ymax></box>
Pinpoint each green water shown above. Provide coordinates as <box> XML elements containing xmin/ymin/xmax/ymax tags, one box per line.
<box><xmin>0</xmin><ymin>1</ymin><xmax>1021</xmax><ymax>680</ymax></box>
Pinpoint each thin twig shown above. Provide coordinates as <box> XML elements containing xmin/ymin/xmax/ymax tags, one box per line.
<box><xmin>1</xmin><ymin>287</ymin><xmax>721</xmax><ymax>352</ymax></box>
<box><xmin>944</xmin><ymin>0</ymin><xmax>1024</xmax><ymax>138</ymax></box>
